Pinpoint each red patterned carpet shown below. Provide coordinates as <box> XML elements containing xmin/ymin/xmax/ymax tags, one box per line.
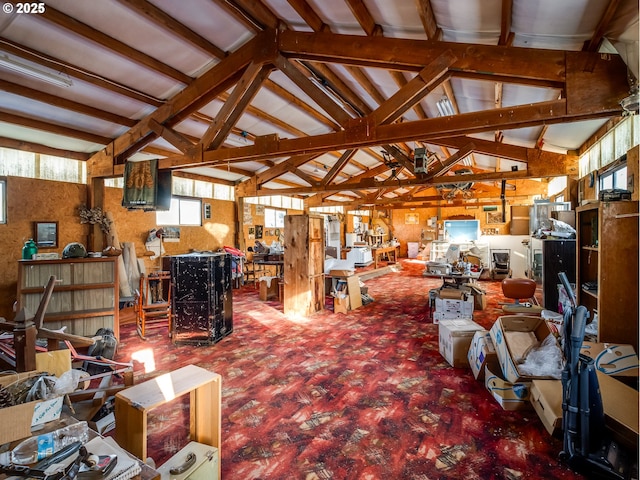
<box><xmin>114</xmin><ymin>259</ymin><xmax>584</xmax><ymax>479</ymax></box>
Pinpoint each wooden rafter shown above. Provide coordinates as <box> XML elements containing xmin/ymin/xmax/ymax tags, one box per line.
<box><xmin>199</xmin><ymin>62</ymin><xmax>268</xmax><ymax>150</ymax></box>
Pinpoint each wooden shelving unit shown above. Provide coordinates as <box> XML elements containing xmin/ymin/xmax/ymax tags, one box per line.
<box><xmin>17</xmin><ymin>257</ymin><xmax>120</xmax><ymax>340</ymax></box>
<box><xmin>576</xmin><ymin>201</ymin><xmax>639</xmax><ymax>350</ymax></box>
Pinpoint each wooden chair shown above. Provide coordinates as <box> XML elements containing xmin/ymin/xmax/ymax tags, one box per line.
<box><xmin>135</xmin><ymin>271</ymin><xmax>172</xmax><ymax>339</ymax></box>
<box><xmin>244</xmin><ymin>251</ymin><xmax>269</xmax><ymax>287</ymax></box>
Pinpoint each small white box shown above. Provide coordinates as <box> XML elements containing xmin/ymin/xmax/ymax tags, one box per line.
<box><xmin>438</xmin><ymin>318</ymin><xmax>484</xmax><ymax>367</ymax></box>
<box><xmin>435</xmin><ymin>297</ymin><xmax>474</xmax><ymax>317</ymax></box>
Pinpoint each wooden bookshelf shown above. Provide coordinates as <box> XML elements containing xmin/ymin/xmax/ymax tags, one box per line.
<box><xmin>576</xmin><ymin>201</ymin><xmax>639</xmax><ymax>350</ymax></box>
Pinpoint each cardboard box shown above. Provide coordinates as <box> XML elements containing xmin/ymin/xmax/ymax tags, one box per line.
<box><xmin>438</xmin><ymin>318</ymin><xmax>484</xmax><ymax>367</ymax></box>
<box><xmin>467</xmin><ymin>330</ymin><xmax>500</xmax><ymax>380</ymax></box>
<box><xmin>438</xmin><ymin>289</ymin><xmax>465</xmax><ymax>300</ymax></box>
<box><xmin>530</xmin><ymin>379</ymin><xmax>563</xmax><ymax>436</ymax></box>
<box><xmin>435</xmin><ymin>296</ymin><xmax>474</xmax><ymax>318</ymax></box>
<box><xmin>460</xmin><ymin>284</ymin><xmax>487</xmax><ymax>311</ymax></box>
<box><xmin>597</xmin><ymin>371</ymin><xmax>639</xmax><ymax>450</ymax></box>
<box><xmin>489</xmin><ymin>315</ymin><xmax>560</xmax><ymax>384</ymax></box>
<box><xmin>0</xmin><ymin>371</ymin><xmax>64</xmax><ymax>445</ymax></box>
<box><xmin>510</xmin><ymin>218</ymin><xmax>530</xmax><ymax>235</ymax></box>
<box><xmin>433</xmin><ymin>311</ymin><xmax>472</xmax><ymax>324</ymax></box>
<box><xmin>485</xmin><ymin>364</ymin><xmax>531</xmax><ymax>411</ymax></box>
<box><xmin>580</xmin><ymin>342</ymin><xmax>639</xmax><ymax>377</ymax></box>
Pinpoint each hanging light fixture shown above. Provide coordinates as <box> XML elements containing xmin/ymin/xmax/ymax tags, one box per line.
<box><xmin>0</xmin><ymin>54</ymin><xmax>73</xmax><ymax>87</ymax></box>
<box><xmin>436</xmin><ymin>97</ymin><xmax>455</xmax><ymax>117</ymax></box>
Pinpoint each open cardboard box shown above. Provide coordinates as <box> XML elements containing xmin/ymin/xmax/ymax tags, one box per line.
<box><xmin>580</xmin><ymin>342</ymin><xmax>639</xmax><ymax>377</ymax></box>
<box><xmin>467</xmin><ymin>330</ymin><xmax>500</xmax><ymax>380</ymax></box>
<box><xmin>0</xmin><ymin>371</ymin><xmax>64</xmax><ymax>445</ymax></box>
<box><xmin>484</xmin><ymin>364</ymin><xmax>531</xmax><ymax>411</ymax></box>
<box><xmin>489</xmin><ymin>315</ymin><xmax>561</xmax><ymax>384</ymax></box>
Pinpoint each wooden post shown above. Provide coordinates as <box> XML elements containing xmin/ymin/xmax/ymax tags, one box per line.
<box><xmin>13</xmin><ymin>312</ymin><xmax>36</xmax><ymax>372</ymax></box>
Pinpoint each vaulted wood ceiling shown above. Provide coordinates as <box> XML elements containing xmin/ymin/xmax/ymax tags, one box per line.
<box><xmin>0</xmin><ymin>0</ymin><xmax>637</xmax><ymax>209</ymax></box>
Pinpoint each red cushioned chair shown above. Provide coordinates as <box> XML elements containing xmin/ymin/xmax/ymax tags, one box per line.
<box><xmin>501</xmin><ymin>277</ymin><xmax>544</xmax><ymax>314</ymax></box>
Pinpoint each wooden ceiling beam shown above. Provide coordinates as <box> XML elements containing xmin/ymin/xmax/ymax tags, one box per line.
<box><xmin>148</xmin><ymin>119</ymin><xmax>195</xmax><ymax>154</ymax></box>
<box><xmin>0</xmin><ymin>136</ymin><xmax>91</xmax><ymax>161</ymax></box>
<box><xmin>425</xmin><ymin>143</ymin><xmax>475</xmax><ymax>179</ymax></box>
<box><xmin>0</xmin><ymin>37</ymin><xmax>163</xmax><ymax>107</ymax></box>
<box><xmin>499</xmin><ymin>0</ymin><xmax>513</xmax><ymax>46</ymax></box>
<box><xmin>371</xmin><ymin>50</ymin><xmax>456</xmax><ymax>125</ymax></box>
<box><xmin>390</xmin><ymin>70</ymin><xmax>429</xmax><ymax>120</ymax></box>
<box><xmin>88</xmin><ymin>29</ymin><xmax>267</xmax><ymax>176</ymax></box>
<box><xmin>228</xmin><ymin>0</ymin><xmax>280</xmax><ymax>29</ymax></box>
<box><xmin>159</xmin><ymin>98</ymin><xmax>619</xmax><ymax>169</ymax></box>
<box><xmin>0</xmin><ymin>110</ymin><xmax>112</xmax><ymax>145</ymax></box>
<box><xmin>320</xmin><ymin>149</ymin><xmax>357</xmax><ymax>186</ymax></box>
<box><xmin>301</xmin><ymin>61</ymin><xmax>370</xmax><ymax>117</ymax></box>
<box><xmin>346</xmin><ymin>0</ymin><xmax>383</xmax><ymax>37</ymax></box>
<box><xmin>274</xmin><ymin>55</ymin><xmax>353</xmax><ymax>126</ymax></box>
<box><xmin>263</xmin><ymin>79</ymin><xmax>340</xmax><ymax>130</ymax></box>
<box><xmin>0</xmin><ymin>79</ymin><xmax>137</xmax><ymax>127</ymax></box>
<box><xmin>211</xmin><ymin>0</ymin><xmax>263</xmax><ymax>32</ymax></box>
<box><xmin>256</xmin><ymin>169</ymin><xmax>531</xmax><ymax>196</ymax></box>
<box><xmin>116</xmin><ymin>0</ymin><xmax>228</xmax><ymax>59</ymax></box>
<box><xmin>414</xmin><ymin>0</ymin><xmax>440</xmax><ymax>39</ymax></box>
<box><xmin>286</xmin><ymin>0</ymin><xmax>329</xmax><ymax>32</ymax></box>
<box><xmin>40</xmin><ymin>5</ymin><xmax>192</xmax><ymax>84</ymax></box>
<box><xmin>584</xmin><ymin>0</ymin><xmax>622</xmax><ymax>52</ymax></box>
<box><xmin>199</xmin><ymin>62</ymin><xmax>268</xmax><ymax>150</ymax></box>
<box><xmin>279</xmin><ymin>30</ymin><xmax>568</xmax><ymax>82</ymax></box>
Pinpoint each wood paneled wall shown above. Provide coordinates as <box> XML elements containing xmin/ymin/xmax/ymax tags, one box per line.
<box><xmin>0</xmin><ymin>177</ymin><xmax>237</xmax><ymax>319</ymax></box>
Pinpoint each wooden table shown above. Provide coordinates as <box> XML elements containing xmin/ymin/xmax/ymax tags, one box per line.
<box><xmin>255</xmin><ymin>259</ymin><xmax>284</xmax><ymax>277</ymax></box>
<box><xmin>371</xmin><ymin>245</ymin><xmax>399</xmax><ymax>269</ymax></box>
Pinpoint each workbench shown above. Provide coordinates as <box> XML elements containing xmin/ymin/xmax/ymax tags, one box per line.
<box><xmin>371</xmin><ymin>245</ymin><xmax>399</xmax><ymax>269</ymax></box>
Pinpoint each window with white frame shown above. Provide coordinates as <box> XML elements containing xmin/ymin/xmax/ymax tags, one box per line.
<box><xmin>265</xmin><ymin>207</ymin><xmax>285</xmax><ymax>228</ymax></box>
<box><xmin>156</xmin><ymin>197</ymin><xmax>202</xmax><ymax>226</ymax></box>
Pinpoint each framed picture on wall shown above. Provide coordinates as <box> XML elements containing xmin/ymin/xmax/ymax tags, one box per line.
<box><xmin>34</xmin><ymin>221</ymin><xmax>58</xmax><ymax>248</ymax></box>
<box><xmin>405</xmin><ymin>213</ymin><xmax>419</xmax><ymax>224</ymax></box>
<box><xmin>486</xmin><ymin>211</ymin><xmax>504</xmax><ymax>224</ymax></box>
<box><xmin>255</xmin><ymin>225</ymin><xmax>263</xmax><ymax>239</ymax></box>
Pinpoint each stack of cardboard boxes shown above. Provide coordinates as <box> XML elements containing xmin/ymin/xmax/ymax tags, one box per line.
<box><xmin>448</xmin><ymin>314</ymin><xmax>640</xmax><ymax>449</ymax></box>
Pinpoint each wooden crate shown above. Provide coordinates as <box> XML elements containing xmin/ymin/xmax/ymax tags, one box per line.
<box><xmin>115</xmin><ymin>365</ymin><xmax>222</xmax><ymax>476</ymax></box>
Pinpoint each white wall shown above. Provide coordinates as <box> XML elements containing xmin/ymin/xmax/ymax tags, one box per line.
<box><xmin>480</xmin><ymin>235</ymin><xmax>530</xmax><ymax>277</ymax></box>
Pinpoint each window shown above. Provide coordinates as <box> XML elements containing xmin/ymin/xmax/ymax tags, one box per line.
<box><xmin>599</xmin><ymin>165</ymin><xmax>627</xmax><ymax>193</ymax></box>
<box><xmin>265</xmin><ymin>208</ymin><xmax>285</xmax><ymax>228</ymax></box>
<box><xmin>156</xmin><ymin>197</ymin><xmax>202</xmax><ymax>226</ymax></box>
<box><xmin>0</xmin><ymin>179</ymin><xmax>6</xmax><ymax>224</ymax></box>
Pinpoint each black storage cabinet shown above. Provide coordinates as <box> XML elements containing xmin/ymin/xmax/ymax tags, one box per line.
<box><xmin>170</xmin><ymin>252</ymin><xmax>233</xmax><ymax>345</ymax></box>
<box><xmin>541</xmin><ymin>239</ymin><xmax>576</xmax><ymax>311</ymax></box>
